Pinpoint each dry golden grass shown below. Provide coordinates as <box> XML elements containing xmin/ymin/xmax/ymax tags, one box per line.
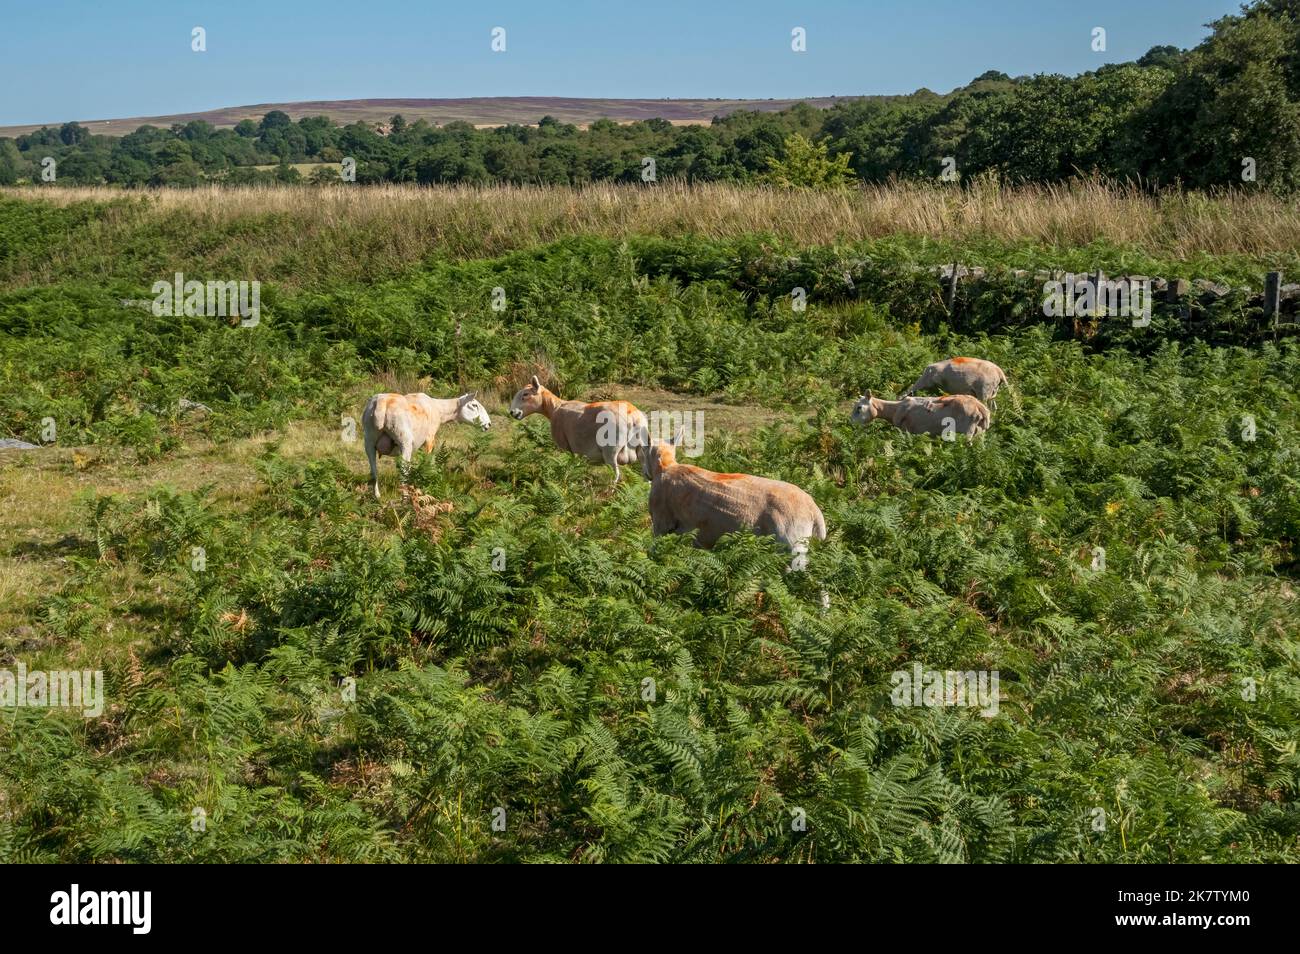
<box><xmin>7</xmin><ymin>178</ymin><xmax>1300</xmax><ymax>269</ymax></box>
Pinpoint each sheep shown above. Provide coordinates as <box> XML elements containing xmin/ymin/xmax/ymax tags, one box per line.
<box><xmin>363</xmin><ymin>391</ymin><xmax>490</xmax><ymax>499</ymax></box>
<box><xmin>642</xmin><ymin>428</ymin><xmax>826</xmax><ymax>562</ymax></box>
<box><xmin>850</xmin><ymin>391</ymin><xmax>990</xmax><ymax>439</ymax></box>
<box><xmin>508</xmin><ymin>376</ymin><xmax>648</xmax><ymax>483</ymax></box>
<box><xmin>903</xmin><ymin>357</ymin><xmax>1009</xmax><ymax>409</ymax></box>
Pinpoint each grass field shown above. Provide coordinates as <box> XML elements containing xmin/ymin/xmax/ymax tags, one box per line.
<box><xmin>1</xmin><ymin>185</ymin><xmax>1297</xmax><ymax>862</ymax></box>
<box><xmin>249</xmin><ymin>162</ymin><xmax>342</xmax><ymax>176</ymax></box>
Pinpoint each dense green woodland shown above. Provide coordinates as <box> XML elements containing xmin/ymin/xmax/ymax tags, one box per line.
<box><xmin>7</xmin><ymin>1</ymin><xmax>1300</xmax><ymax>191</ymax></box>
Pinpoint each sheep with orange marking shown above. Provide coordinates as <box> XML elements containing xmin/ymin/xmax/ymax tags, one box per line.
<box><xmin>851</xmin><ymin>391</ymin><xmax>991</xmax><ymax>439</ymax></box>
<box><xmin>903</xmin><ymin>356</ymin><xmax>1009</xmax><ymax>408</ymax></box>
<box><xmin>508</xmin><ymin>376</ymin><xmax>649</xmax><ymax>483</ymax></box>
<box><xmin>363</xmin><ymin>391</ymin><xmax>491</xmax><ymax>499</ymax></box>
<box><xmin>642</xmin><ymin>428</ymin><xmax>826</xmax><ymax>563</ymax></box>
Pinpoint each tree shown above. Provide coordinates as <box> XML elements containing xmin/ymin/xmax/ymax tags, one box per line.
<box><xmin>309</xmin><ymin>164</ymin><xmax>344</xmax><ymax>184</ymax></box>
<box><xmin>0</xmin><ymin>139</ymin><xmax>24</xmax><ymax>184</ymax></box>
<box><xmin>104</xmin><ymin>153</ymin><xmax>150</xmax><ymax>186</ymax></box>
<box><xmin>57</xmin><ymin>151</ymin><xmax>106</xmax><ymax>184</ymax></box>
<box><xmin>259</xmin><ymin>110</ymin><xmax>292</xmax><ymax>134</ymax></box>
<box><xmin>1136</xmin><ymin>3</ymin><xmax>1300</xmax><ymax>191</ymax></box>
<box><xmin>727</xmin><ymin>115</ymin><xmax>790</xmax><ymax>175</ymax></box>
<box><xmin>761</xmin><ymin>133</ymin><xmax>855</xmax><ymax>189</ymax></box>
<box><xmin>59</xmin><ymin>122</ymin><xmax>90</xmax><ymax>146</ymax></box>
<box><xmin>1137</xmin><ymin>45</ymin><xmax>1185</xmax><ymax>70</ymax></box>
<box><xmin>150</xmin><ymin>159</ymin><xmax>203</xmax><ymax>186</ymax></box>
<box><xmin>179</xmin><ymin>120</ymin><xmax>214</xmax><ymax>141</ymax></box>
<box><xmin>961</xmin><ymin>68</ymin><xmax>1171</xmax><ymax>182</ymax></box>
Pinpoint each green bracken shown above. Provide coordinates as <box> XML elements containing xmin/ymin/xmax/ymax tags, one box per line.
<box><xmin>0</xmin><ymin>192</ymin><xmax>1297</xmax><ymax>863</ymax></box>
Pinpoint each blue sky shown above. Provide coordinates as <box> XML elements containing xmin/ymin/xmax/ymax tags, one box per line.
<box><xmin>0</xmin><ymin>0</ymin><xmax>1243</xmax><ymax>126</ymax></box>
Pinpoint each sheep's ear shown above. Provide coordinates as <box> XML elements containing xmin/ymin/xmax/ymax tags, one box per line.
<box><xmin>468</xmin><ymin>390</ymin><xmax>478</xmax><ymax>401</ymax></box>
<box><xmin>531</xmin><ymin>375</ymin><xmax>541</xmax><ymax>388</ymax></box>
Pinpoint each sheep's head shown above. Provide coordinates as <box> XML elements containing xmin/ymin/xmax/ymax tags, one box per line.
<box><xmin>509</xmin><ymin>375</ymin><xmax>546</xmax><ymax>420</ymax></box>
<box><xmin>643</xmin><ymin>427</ymin><xmax>683</xmax><ymax>481</ymax></box>
<box><xmin>456</xmin><ymin>392</ymin><xmax>491</xmax><ymax>431</ymax></box>
<box><xmin>850</xmin><ymin>391</ymin><xmax>879</xmax><ymax>426</ymax></box>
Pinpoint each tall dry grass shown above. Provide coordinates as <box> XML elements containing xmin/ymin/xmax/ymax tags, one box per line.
<box><xmin>4</xmin><ymin>179</ymin><xmax>1298</xmax><ymax>286</ymax></box>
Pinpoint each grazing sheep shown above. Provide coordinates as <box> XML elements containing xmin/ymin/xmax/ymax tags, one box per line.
<box><xmin>903</xmin><ymin>357</ymin><xmax>1009</xmax><ymax>408</ymax></box>
<box><xmin>643</xmin><ymin>428</ymin><xmax>826</xmax><ymax>561</ymax></box>
<box><xmin>850</xmin><ymin>391</ymin><xmax>990</xmax><ymax>439</ymax></box>
<box><xmin>509</xmin><ymin>376</ymin><xmax>649</xmax><ymax>483</ymax></box>
<box><xmin>363</xmin><ymin>391</ymin><xmax>491</xmax><ymax>499</ymax></box>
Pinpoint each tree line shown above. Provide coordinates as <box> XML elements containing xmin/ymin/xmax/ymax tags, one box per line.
<box><xmin>4</xmin><ymin>0</ymin><xmax>1300</xmax><ymax>192</ymax></box>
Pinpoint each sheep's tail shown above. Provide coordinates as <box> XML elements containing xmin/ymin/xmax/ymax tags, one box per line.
<box><xmin>364</xmin><ymin>395</ymin><xmax>386</xmax><ymax>438</ymax></box>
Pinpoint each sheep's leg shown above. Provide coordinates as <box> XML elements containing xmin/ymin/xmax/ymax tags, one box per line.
<box><xmin>365</xmin><ymin>434</ymin><xmax>381</xmax><ymax>500</ymax></box>
<box><xmin>363</xmin><ymin>418</ymin><xmax>387</xmax><ymax>500</ymax></box>
<box><xmin>602</xmin><ymin>445</ymin><xmax>622</xmax><ymax>484</ymax></box>
<box><xmin>398</xmin><ymin>441</ymin><xmax>414</xmax><ymax>487</ymax></box>
<box><xmin>649</xmin><ymin>491</ymin><xmax>675</xmax><ymax>536</ymax></box>
<box><xmin>782</xmin><ymin>535</ymin><xmax>829</xmax><ymax>608</ymax></box>
<box><xmin>787</xmin><ymin>540</ymin><xmax>809</xmax><ymax>573</ymax></box>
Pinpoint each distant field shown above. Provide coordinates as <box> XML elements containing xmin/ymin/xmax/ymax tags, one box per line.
<box><xmin>249</xmin><ymin>162</ymin><xmax>342</xmax><ymax>176</ymax></box>
<box><xmin>0</xmin><ymin>96</ymin><xmax>865</xmax><ymax>138</ymax></box>
<box><xmin>4</xmin><ymin>180</ymin><xmax>1299</xmax><ymax>291</ymax></box>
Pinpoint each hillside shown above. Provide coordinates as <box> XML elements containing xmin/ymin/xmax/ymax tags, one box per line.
<box><xmin>1</xmin><ymin>186</ymin><xmax>1297</xmax><ymax>862</ymax></box>
<box><xmin>0</xmin><ymin>95</ymin><xmax>868</xmax><ymax>139</ymax></box>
